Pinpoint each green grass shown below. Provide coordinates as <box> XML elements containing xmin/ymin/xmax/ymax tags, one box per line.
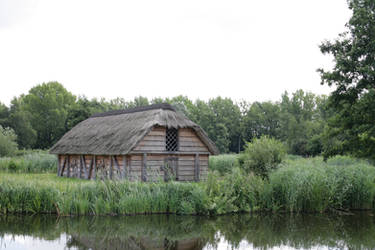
<box><xmin>1</xmin><ymin>155</ymin><xmax>375</xmax><ymax>215</ymax></box>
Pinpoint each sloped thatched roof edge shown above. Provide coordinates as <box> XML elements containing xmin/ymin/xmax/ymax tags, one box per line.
<box><xmin>50</xmin><ymin>104</ymin><xmax>219</xmax><ymax>155</ymax></box>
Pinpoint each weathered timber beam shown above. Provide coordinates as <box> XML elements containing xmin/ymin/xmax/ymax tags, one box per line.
<box><xmin>67</xmin><ymin>155</ymin><xmax>71</xmax><ymax>177</ymax></box>
<box><xmin>122</xmin><ymin>155</ymin><xmax>127</xmax><ymax>179</ymax></box>
<box><xmin>113</xmin><ymin>156</ymin><xmax>121</xmax><ymax>177</ymax></box>
<box><xmin>194</xmin><ymin>153</ymin><xmax>200</xmax><ymax>182</ymax></box>
<box><xmin>88</xmin><ymin>156</ymin><xmax>94</xmax><ymax>180</ymax></box>
<box><xmin>128</xmin><ymin>151</ymin><xmax>210</xmax><ymax>155</ymax></box>
<box><xmin>59</xmin><ymin>156</ymin><xmax>67</xmax><ymax>177</ymax></box>
<box><xmin>142</xmin><ymin>153</ymin><xmax>147</xmax><ymax>182</ymax></box>
<box><xmin>92</xmin><ymin>155</ymin><xmax>96</xmax><ymax>180</ymax></box>
<box><xmin>81</xmin><ymin>155</ymin><xmax>88</xmax><ymax>179</ymax></box>
<box><xmin>110</xmin><ymin>156</ymin><xmax>113</xmax><ymax>180</ymax></box>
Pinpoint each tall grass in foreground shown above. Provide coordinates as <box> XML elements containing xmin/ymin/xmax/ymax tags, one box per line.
<box><xmin>0</xmin><ymin>175</ymin><xmax>209</xmax><ymax>216</ymax></box>
<box><xmin>0</xmin><ymin>151</ymin><xmax>57</xmax><ymax>173</ymax></box>
<box><xmin>1</xmin><ymin>156</ymin><xmax>375</xmax><ymax>215</ymax></box>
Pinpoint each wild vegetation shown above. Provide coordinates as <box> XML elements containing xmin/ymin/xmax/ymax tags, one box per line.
<box><xmin>1</xmin><ymin>151</ymin><xmax>374</xmax><ymax>216</ymax></box>
<box><xmin>0</xmin><ymin>151</ymin><xmax>56</xmax><ymax>173</ymax></box>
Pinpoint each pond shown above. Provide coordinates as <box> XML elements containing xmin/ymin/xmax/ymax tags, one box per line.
<box><xmin>0</xmin><ymin>212</ymin><xmax>375</xmax><ymax>249</ymax></box>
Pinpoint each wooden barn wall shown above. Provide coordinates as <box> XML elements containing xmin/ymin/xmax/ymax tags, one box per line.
<box><xmin>133</xmin><ymin>127</ymin><xmax>166</xmax><ymax>152</ymax></box>
<box><xmin>58</xmin><ymin>153</ymin><xmax>209</xmax><ymax>181</ymax></box>
<box><xmin>178</xmin><ymin>128</ymin><xmax>210</xmax><ymax>153</ymax></box>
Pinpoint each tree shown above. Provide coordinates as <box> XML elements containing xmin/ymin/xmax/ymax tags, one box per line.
<box><xmin>318</xmin><ymin>0</ymin><xmax>375</xmax><ymax>159</ymax></box>
<box><xmin>278</xmin><ymin>90</ymin><xmax>325</xmax><ymax>156</ymax></box>
<box><xmin>66</xmin><ymin>96</ymin><xmax>106</xmax><ymax>130</ymax></box>
<box><xmin>0</xmin><ymin>125</ymin><xmax>18</xmax><ymax>156</ymax></box>
<box><xmin>0</xmin><ymin>102</ymin><xmax>10</xmax><ymax>128</ymax></box>
<box><xmin>242</xmin><ymin>101</ymin><xmax>280</xmax><ymax>142</ymax></box>
<box><xmin>22</xmin><ymin>82</ymin><xmax>75</xmax><ymax>149</ymax></box>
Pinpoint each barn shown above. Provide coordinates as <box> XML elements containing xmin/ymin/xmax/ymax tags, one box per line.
<box><xmin>50</xmin><ymin>103</ymin><xmax>219</xmax><ymax>181</ymax></box>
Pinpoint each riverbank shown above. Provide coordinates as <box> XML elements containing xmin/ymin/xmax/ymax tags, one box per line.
<box><xmin>1</xmin><ymin>156</ymin><xmax>375</xmax><ymax>216</ymax></box>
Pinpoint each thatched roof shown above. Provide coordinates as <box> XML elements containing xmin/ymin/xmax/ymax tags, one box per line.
<box><xmin>50</xmin><ymin>103</ymin><xmax>219</xmax><ymax>155</ymax></box>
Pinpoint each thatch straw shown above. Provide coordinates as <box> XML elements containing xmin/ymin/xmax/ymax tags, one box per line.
<box><xmin>50</xmin><ymin>104</ymin><xmax>219</xmax><ymax>155</ymax></box>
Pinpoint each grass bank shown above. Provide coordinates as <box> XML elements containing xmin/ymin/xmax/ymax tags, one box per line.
<box><xmin>1</xmin><ymin>155</ymin><xmax>375</xmax><ymax>215</ymax></box>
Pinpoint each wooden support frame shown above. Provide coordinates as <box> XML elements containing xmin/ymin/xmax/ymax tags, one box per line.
<box><xmin>59</xmin><ymin>156</ymin><xmax>67</xmax><ymax>177</ymax></box>
<box><xmin>81</xmin><ymin>155</ymin><xmax>88</xmax><ymax>179</ymax></box>
<box><xmin>142</xmin><ymin>153</ymin><xmax>147</xmax><ymax>182</ymax></box>
<box><xmin>67</xmin><ymin>155</ymin><xmax>71</xmax><ymax>177</ymax></box>
<box><xmin>125</xmin><ymin>155</ymin><xmax>128</xmax><ymax>179</ymax></box>
<box><xmin>112</xmin><ymin>156</ymin><xmax>121</xmax><ymax>180</ymax></box>
<box><xmin>194</xmin><ymin>153</ymin><xmax>200</xmax><ymax>182</ymax></box>
<box><xmin>110</xmin><ymin>156</ymin><xmax>113</xmax><ymax>180</ymax></box>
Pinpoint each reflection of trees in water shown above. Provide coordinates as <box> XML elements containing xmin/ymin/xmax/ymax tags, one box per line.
<box><xmin>1</xmin><ymin>213</ymin><xmax>375</xmax><ymax>249</ymax></box>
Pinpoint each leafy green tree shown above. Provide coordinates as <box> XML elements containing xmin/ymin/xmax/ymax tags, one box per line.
<box><xmin>6</xmin><ymin>97</ymin><xmax>37</xmax><ymax>149</ymax></box>
<box><xmin>207</xmin><ymin>97</ymin><xmax>242</xmax><ymax>153</ymax></box>
<box><xmin>242</xmin><ymin>101</ymin><xmax>280</xmax><ymax>142</ymax></box>
<box><xmin>278</xmin><ymin>90</ymin><xmax>325</xmax><ymax>156</ymax></box>
<box><xmin>0</xmin><ymin>125</ymin><xmax>18</xmax><ymax>156</ymax></box>
<box><xmin>318</xmin><ymin>0</ymin><xmax>375</xmax><ymax>159</ymax></box>
<box><xmin>22</xmin><ymin>82</ymin><xmax>75</xmax><ymax>149</ymax></box>
<box><xmin>66</xmin><ymin>97</ymin><xmax>107</xmax><ymax>130</ymax></box>
<box><xmin>0</xmin><ymin>102</ymin><xmax>10</xmax><ymax>128</ymax></box>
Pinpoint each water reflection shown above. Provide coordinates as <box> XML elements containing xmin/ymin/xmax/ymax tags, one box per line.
<box><xmin>0</xmin><ymin>212</ymin><xmax>375</xmax><ymax>249</ymax></box>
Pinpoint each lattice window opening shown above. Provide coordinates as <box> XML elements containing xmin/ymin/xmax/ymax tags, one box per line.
<box><xmin>166</xmin><ymin>128</ymin><xmax>178</xmax><ymax>151</ymax></box>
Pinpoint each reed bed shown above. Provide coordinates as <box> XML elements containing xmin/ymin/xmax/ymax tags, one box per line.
<box><xmin>0</xmin><ymin>151</ymin><xmax>57</xmax><ymax>173</ymax></box>
<box><xmin>1</xmin><ymin>155</ymin><xmax>375</xmax><ymax>215</ymax></box>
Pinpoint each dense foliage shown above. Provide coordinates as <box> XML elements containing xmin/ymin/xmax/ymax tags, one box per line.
<box><xmin>318</xmin><ymin>0</ymin><xmax>375</xmax><ymax>160</ymax></box>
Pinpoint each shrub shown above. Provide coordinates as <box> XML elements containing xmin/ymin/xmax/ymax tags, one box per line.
<box><xmin>239</xmin><ymin>136</ymin><xmax>286</xmax><ymax>178</ymax></box>
<box><xmin>0</xmin><ymin>126</ymin><xmax>18</xmax><ymax>157</ymax></box>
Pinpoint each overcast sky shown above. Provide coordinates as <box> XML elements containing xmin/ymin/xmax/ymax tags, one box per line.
<box><xmin>0</xmin><ymin>0</ymin><xmax>351</xmax><ymax>105</ymax></box>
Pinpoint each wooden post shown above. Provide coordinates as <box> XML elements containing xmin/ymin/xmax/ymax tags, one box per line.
<box><xmin>67</xmin><ymin>155</ymin><xmax>71</xmax><ymax>177</ymax></box>
<box><xmin>93</xmin><ymin>155</ymin><xmax>96</xmax><ymax>180</ymax></box>
<box><xmin>122</xmin><ymin>155</ymin><xmax>127</xmax><ymax>179</ymax></box>
<box><xmin>59</xmin><ymin>156</ymin><xmax>67</xmax><ymax>177</ymax></box>
<box><xmin>57</xmin><ymin>155</ymin><xmax>61</xmax><ymax>177</ymax></box>
<box><xmin>142</xmin><ymin>153</ymin><xmax>147</xmax><ymax>182</ymax></box>
<box><xmin>127</xmin><ymin>155</ymin><xmax>131</xmax><ymax>180</ymax></box>
<box><xmin>78</xmin><ymin>157</ymin><xmax>82</xmax><ymax>179</ymax></box>
<box><xmin>113</xmin><ymin>156</ymin><xmax>121</xmax><ymax>177</ymax></box>
<box><xmin>110</xmin><ymin>156</ymin><xmax>113</xmax><ymax>180</ymax></box>
<box><xmin>175</xmin><ymin>157</ymin><xmax>179</xmax><ymax>181</ymax></box>
<box><xmin>194</xmin><ymin>153</ymin><xmax>200</xmax><ymax>182</ymax></box>
<box><xmin>81</xmin><ymin>155</ymin><xmax>88</xmax><ymax>179</ymax></box>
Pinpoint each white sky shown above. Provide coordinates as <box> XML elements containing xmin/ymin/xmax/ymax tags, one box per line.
<box><xmin>0</xmin><ymin>0</ymin><xmax>351</xmax><ymax>106</ymax></box>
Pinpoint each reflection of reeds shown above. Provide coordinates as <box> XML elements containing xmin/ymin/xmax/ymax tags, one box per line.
<box><xmin>1</xmin><ymin>213</ymin><xmax>375</xmax><ymax>249</ymax></box>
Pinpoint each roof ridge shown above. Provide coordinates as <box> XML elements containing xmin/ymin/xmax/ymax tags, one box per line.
<box><xmin>90</xmin><ymin>103</ymin><xmax>176</xmax><ymax>118</ymax></box>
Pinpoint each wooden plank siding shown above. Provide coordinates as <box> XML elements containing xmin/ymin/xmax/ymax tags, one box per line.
<box><xmin>133</xmin><ymin>127</ymin><xmax>166</xmax><ymax>152</ymax></box>
<box><xmin>179</xmin><ymin>128</ymin><xmax>210</xmax><ymax>153</ymax></box>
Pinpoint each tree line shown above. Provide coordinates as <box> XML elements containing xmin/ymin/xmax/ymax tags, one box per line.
<box><xmin>0</xmin><ymin>82</ymin><xmax>331</xmax><ymax>157</ymax></box>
